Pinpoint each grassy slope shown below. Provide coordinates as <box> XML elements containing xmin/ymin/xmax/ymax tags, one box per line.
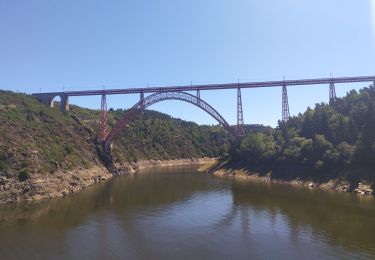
<box><xmin>0</xmin><ymin>90</ymin><xmax>232</xmax><ymax>182</ymax></box>
<box><xmin>109</xmin><ymin>110</ymin><xmax>232</xmax><ymax>162</ymax></box>
<box><xmin>0</xmin><ymin>91</ymin><xmax>100</xmax><ymax>181</ymax></box>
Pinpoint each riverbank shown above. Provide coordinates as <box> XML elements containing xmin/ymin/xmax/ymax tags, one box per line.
<box><xmin>0</xmin><ymin>157</ymin><xmax>217</xmax><ymax>203</ymax></box>
<box><xmin>115</xmin><ymin>157</ymin><xmax>217</xmax><ymax>174</ymax></box>
<box><xmin>211</xmin><ymin>166</ymin><xmax>374</xmax><ymax>196</ymax></box>
<box><xmin>0</xmin><ymin>165</ymin><xmax>112</xmax><ymax>203</ymax></box>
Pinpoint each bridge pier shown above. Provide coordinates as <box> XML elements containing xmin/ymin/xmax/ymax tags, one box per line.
<box><xmin>140</xmin><ymin>91</ymin><xmax>145</xmax><ymax>112</ymax></box>
<box><xmin>282</xmin><ymin>85</ymin><xmax>290</xmax><ymax>122</ymax></box>
<box><xmin>32</xmin><ymin>92</ymin><xmax>69</xmax><ymax>113</ymax></box>
<box><xmin>98</xmin><ymin>94</ymin><xmax>109</xmax><ymax>141</ymax></box>
<box><xmin>329</xmin><ymin>82</ymin><xmax>336</xmax><ymax>104</ymax></box>
<box><xmin>237</xmin><ymin>87</ymin><xmax>244</xmax><ymax>136</ymax></box>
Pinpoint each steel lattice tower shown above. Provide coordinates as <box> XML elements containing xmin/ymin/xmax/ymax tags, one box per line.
<box><xmin>237</xmin><ymin>87</ymin><xmax>244</xmax><ymax>136</ymax></box>
<box><xmin>140</xmin><ymin>91</ymin><xmax>145</xmax><ymax>112</ymax></box>
<box><xmin>98</xmin><ymin>94</ymin><xmax>109</xmax><ymax>141</ymax></box>
<box><xmin>282</xmin><ymin>85</ymin><xmax>290</xmax><ymax>122</ymax></box>
<box><xmin>329</xmin><ymin>82</ymin><xmax>336</xmax><ymax>104</ymax></box>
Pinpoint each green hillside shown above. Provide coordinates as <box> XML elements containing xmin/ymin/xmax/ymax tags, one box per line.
<box><xmin>0</xmin><ymin>90</ymin><xmax>232</xmax><ymax>183</ymax></box>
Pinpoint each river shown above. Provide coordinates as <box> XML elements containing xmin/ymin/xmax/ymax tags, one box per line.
<box><xmin>0</xmin><ymin>166</ymin><xmax>374</xmax><ymax>259</ymax></box>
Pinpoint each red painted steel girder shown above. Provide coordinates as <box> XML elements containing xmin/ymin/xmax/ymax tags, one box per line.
<box><xmin>48</xmin><ymin>75</ymin><xmax>375</xmax><ymax>97</ymax></box>
<box><xmin>104</xmin><ymin>92</ymin><xmax>238</xmax><ymax>151</ymax></box>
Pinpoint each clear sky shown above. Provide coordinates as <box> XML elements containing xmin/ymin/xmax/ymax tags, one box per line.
<box><xmin>1</xmin><ymin>0</ymin><xmax>375</xmax><ymax>127</ymax></box>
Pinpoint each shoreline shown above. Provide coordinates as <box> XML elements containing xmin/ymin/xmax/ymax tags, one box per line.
<box><xmin>0</xmin><ymin>165</ymin><xmax>112</xmax><ymax>203</ymax></box>
<box><xmin>0</xmin><ymin>157</ymin><xmax>217</xmax><ymax>203</ymax></box>
<box><xmin>4</xmin><ymin>157</ymin><xmax>372</xmax><ymax>203</ymax></box>
<box><xmin>123</xmin><ymin>157</ymin><xmax>217</xmax><ymax>174</ymax></box>
<box><xmin>211</xmin><ymin>168</ymin><xmax>374</xmax><ymax>196</ymax></box>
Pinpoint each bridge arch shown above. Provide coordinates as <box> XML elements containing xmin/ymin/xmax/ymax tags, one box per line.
<box><xmin>50</xmin><ymin>95</ymin><xmax>62</xmax><ymax>109</ymax></box>
<box><xmin>104</xmin><ymin>91</ymin><xmax>237</xmax><ymax>150</ymax></box>
<box><xmin>32</xmin><ymin>92</ymin><xmax>70</xmax><ymax>112</ymax></box>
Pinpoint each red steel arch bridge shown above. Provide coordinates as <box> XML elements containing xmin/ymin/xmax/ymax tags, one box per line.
<box><xmin>32</xmin><ymin>75</ymin><xmax>375</xmax><ymax>151</ymax></box>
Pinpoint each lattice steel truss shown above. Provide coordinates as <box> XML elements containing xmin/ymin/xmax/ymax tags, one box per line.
<box><xmin>237</xmin><ymin>88</ymin><xmax>244</xmax><ymax>136</ymax></box>
<box><xmin>104</xmin><ymin>91</ymin><xmax>236</xmax><ymax>151</ymax></box>
<box><xmin>63</xmin><ymin>75</ymin><xmax>375</xmax><ymax>97</ymax></box>
<box><xmin>329</xmin><ymin>82</ymin><xmax>336</xmax><ymax>104</ymax></box>
<box><xmin>98</xmin><ymin>94</ymin><xmax>109</xmax><ymax>141</ymax></box>
<box><xmin>140</xmin><ymin>91</ymin><xmax>145</xmax><ymax>112</ymax></box>
<box><xmin>282</xmin><ymin>85</ymin><xmax>290</xmax><ymax>122</ymax></box>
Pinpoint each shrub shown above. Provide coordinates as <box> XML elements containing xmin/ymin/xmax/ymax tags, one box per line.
<box><xmin>18</xmin><ymin>168</ymin><xmax>29</xmax><ymax>182</ymax></box>
<box><xmin>0</xmin><ymin>160</ymin><xmax>7</xmax><ymax>171</ymax></box>
<box><xmin>64</xmin><ymin>144</ymin><xmax>74</xmax><ymax>155</ymax></box>
<box><xmin>21</xmin><ymin>159</ymin><xmax>29</xmax><ymax>168</ymax></box>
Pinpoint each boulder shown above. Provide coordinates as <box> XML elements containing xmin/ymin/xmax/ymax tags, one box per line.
<box><xmin>354</xmin><ymin>182</ymin><xmax>374</xmax><ymax>195</ymax></box>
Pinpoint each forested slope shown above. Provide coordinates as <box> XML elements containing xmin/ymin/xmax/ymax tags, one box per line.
<box><xmin>231</xmin><ymin>84</ymin><xmax>375</xmax><ymax>183</ymax></box>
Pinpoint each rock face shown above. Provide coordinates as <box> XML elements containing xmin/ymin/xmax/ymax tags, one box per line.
<box><xmin>0</xmin><ymin>165</ymin><xmax>113</xmax><ymax>203</ymax></box>
<box><xmin>354</xmin><ymin>182</ymin><xmax>374</xmax><ymax>195</ymax></box>
<box><xmin>211</xmin><ymin>167</ymin><xmax>375</xmax><ymax>196</ymax></box>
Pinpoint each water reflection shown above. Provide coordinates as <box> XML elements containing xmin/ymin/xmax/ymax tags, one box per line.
<box><xmin>229</xmin><ymin>180</ymin><xmax>375</xmax><ymax>253</ymax></box>
<box><xmin>0</xmin><ymin>167</ymin><xmax>374</xmax><ymax>259</ymax></box>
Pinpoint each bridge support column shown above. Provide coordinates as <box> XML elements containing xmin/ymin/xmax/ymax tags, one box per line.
<box><xmin>237</xmin><ymin>87</ymin><xmax>244</xmax><ymax>136</ymax></box>
<box><xmin>196</xmin><ymin>90</ymin><xmax>200</xmax><ymax>106</ymax></box>
<box><xmin>282</xmin><ymin>85</ymin><xmax>290</xmax><ymax>122</ymax></box>
<box><xmin>329</xmin><ymin>82</ymin><xmax>336</xmax><ymax>104</ymax></box>
<box><xmin>98</xmin><ymin>94</ymin><xmax>109</xmax><ymax>141</ymax></box>
<box><xmin>140</xmin><ymin>91</ymin><xmax>145</xmax><ymax>112</ymax></box>
<box><xmin>60</xmin><ymin>94</ymin><xmax>69</xmax><ymax>113</ymax></box>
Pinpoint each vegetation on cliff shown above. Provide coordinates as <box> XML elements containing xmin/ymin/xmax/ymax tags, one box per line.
<box><xmin>231</xmin><ymin>84</ymin><xmax>375</xmax><ymax>183</ymax></box>
<box><xmin>0</xmin><ymin>90</ymin><xmax>232</xmax><ymax>184</ymax></box>
<box><xmin>0</xmin><ymin>91</ymin><xmax>100</xmax><ymax>182</ymax></box>
<box><xmin>103</xmin><ymin>109</ymin><xmax>232</xmax><ymax>163</ymax></box>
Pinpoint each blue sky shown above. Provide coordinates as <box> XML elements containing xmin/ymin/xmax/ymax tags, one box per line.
<box><xmin>1</xmin><ymin>0</ymin><xmax>375</xmax><ymax>126</ymax></box>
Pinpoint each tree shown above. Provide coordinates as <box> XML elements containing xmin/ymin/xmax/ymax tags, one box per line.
<box><xmin>239</xmin><ymin>132</ymin><xmax>277</xmax><ymax>164</ymax></box>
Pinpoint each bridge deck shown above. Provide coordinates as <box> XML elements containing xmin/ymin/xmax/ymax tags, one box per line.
<box><xmin>35</xmin><ymin>75</ymin><xmax>375</xmax><ymax>97</ymax></box>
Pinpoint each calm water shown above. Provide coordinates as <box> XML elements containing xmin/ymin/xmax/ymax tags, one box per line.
<box><xmin>0</xmin><ymin>167</ymin><xmax>375</xmax><ymax>260</ymax></box>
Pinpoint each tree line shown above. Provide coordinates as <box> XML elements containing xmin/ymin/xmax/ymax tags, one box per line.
<box><xmin>231</xmin><ymin>85</ymin><xmax>375</xmax><ymax>182</ymax></box>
